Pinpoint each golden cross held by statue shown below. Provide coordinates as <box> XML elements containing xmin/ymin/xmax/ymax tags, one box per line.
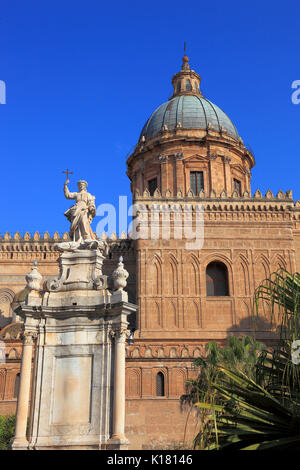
<box><xmin>62</xmin><ymin>169</ymin><xmax>73</xmax><ymax>181</ymax></box>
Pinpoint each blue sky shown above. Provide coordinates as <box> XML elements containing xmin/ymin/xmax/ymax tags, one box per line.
<box><xmin>0</xmin><ymin>0</ymin><xmax>299</xmax><ymax>236</ymax></box>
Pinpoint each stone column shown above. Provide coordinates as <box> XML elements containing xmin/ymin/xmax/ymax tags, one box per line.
<box><xmin>222</xmin><ymin>156</ymin><xmax>232</xmax><ymax>193</ymax></box>
<box><xmin>208</xmin><ymin>153</ymin><xmax>218</xmax><ymax>194</ymax></box>
<box><xmin>12</xmin><ymin>331</ymin><xmax>36</xmax><ymax>450</ymax></box>
<box><xmin>245</xmin><ymin>168</ymin><xmax>251</xmax><ymax>194</ymax></box>
<box><xmin>137</xmin><ymin>164</ymin><xmax>145</xmax><ymax>194</ymax></box>
<box><xmin>109</xmin><ymin>325</ymin><xmax>129</xmax><ymax>448</ymax></box>
<box><xmin>159</xmin><ymin>155</ymin><xmax>169</xmax><ymax>195</ymax></box>
<box><xmin>174</xmin><ymin>152</ymin><xmax>184</xmax><ymax>194</ymax></box>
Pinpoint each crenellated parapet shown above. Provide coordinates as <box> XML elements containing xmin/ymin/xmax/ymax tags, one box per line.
<box><xmin>1</xmin><ymin>231</ymin><xmax>69</xmax><ymax>241</ymax></box>
<box><xmin>131</xmin><ymin>187</ymin><xmax>296</xmax><ymax>223</ymax></box>
<box><xmin>293</xmin><ymin>201</ymin><xmax>300</xmax><ymax>221</ymax></box>
<box><xmin>0</xmin><ymin>232</ymin><xmax>69</xmax><ymax>261</ymax></box>
<box><xmin>134</xmin><ymin>187</ymin><xmax>294</xmax><ymax>202</ymax></box>
<box><xmin>0</xmin><ymin>231</ymin><xmax>134</xmax><ymax>261</ymax></box>
<box><xmin>0</xmin><ymin>231</ymin><xmax>135</xmax><ymax>242</ymax></box>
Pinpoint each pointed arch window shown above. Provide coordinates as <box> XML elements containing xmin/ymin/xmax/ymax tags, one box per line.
<box><xmin>206</xmin><ymin>262</ymin><xmax>229</xmax><ymax>296</ymax></box>
<box><xmin>156</xmin><ymin>372</ymin><xmax>165</xmax><ymax>397</ymax></box>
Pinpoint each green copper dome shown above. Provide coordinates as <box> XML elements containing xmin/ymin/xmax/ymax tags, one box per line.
<box><xmin>139</xmin><ymin>94</ymin><xmax>239</xmax><ymax>141</ymax></box>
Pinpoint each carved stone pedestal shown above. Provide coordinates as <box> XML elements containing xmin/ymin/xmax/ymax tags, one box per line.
<box><xmin>12</xmin><ymin>246</ymin><xmax>137</xmax><ymax>450</ymax></box>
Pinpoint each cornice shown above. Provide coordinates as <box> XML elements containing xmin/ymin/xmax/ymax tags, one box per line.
<box><xmin>127</xmin><ymin>134</ymin><xmax>255</xmax><ymax>173</ymax></box>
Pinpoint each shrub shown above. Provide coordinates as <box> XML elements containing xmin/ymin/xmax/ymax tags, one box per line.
<box><xmin>0</xmin><ymin>415</ymin><xmax>15</xmax><ymax>450</ymax></box>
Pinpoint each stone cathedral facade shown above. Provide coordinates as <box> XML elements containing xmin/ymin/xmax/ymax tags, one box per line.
<box><xmin>0</xmin><ymin>55</ymin><xmax>300</xmax><ymax>449</ymax></box>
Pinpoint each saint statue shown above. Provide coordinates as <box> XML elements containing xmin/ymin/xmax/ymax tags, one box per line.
<box><xmin>64</xmin><ymin>179</ymin><xmax>96</xmax><ymax>242</ymax></box>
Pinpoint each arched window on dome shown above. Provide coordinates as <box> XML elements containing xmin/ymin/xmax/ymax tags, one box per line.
<box><xmin>177</xmin><ymin>81</ymin><xmax>181</xmax><ymax>93</ymax></box>
<box><xmin>194</xmin><ymin>83</ymin><xmax>198</xmax><ymax>92</ymax></box>
<box><xmin>190</xmin><ymin>171</ymin><xmax>204</xmax><ymax>195</ymax></box>
<box><xmin>206</xmin><ymin>262</ymin><xmax>229</xmax><ymax>297</ymax></box>
<box><xmin>233</xmin><ymin>178</ymin><xmax>242</xmax><ymax>197</ymax></box>
<box><xmin>148</xmin><ymin>178</ymin><xmax>158</xmax><ymax>196</ymax></box>
<box><xmin>185</xmin><ymin>80</ymin><xmax>192</xmax><ymax>91</ymax></box>
<box><xmin>156</xmin><ymin>372</ymin><xmax>165</xmax><ymax>397</ymax></box>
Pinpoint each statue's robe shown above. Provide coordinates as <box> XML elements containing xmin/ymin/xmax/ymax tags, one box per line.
<box><xmin>64</xmin><ymin>186</ymin><xmax>96</xmax><ymax>241</ymax></box>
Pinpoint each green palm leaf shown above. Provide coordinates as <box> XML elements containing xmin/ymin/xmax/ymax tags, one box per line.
<box><xmin>195</xmin><ymin>366</ymin><xmax>300</xmax><ymax>450</ymax></box>
<box><xmin>253</xmin><ymin>268</ymin><xmax>300</xmax><ymax>339</ymax></box>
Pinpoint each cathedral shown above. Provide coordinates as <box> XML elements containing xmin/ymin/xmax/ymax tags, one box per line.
<box><xmin>0</xmin><ymin>54</ymin><xmax>300</xmax><ymax>449</ymax></box>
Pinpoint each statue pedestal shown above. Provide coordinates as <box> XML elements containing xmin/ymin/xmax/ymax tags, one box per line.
<box><xmin>46</xmin><ymin>244</ymin><xmax>107</xmax><ymax>293</ymax></box>
<box><xmin>12</xmin><ymin>247</ymin><xmax>137</xmax><ymax>450</ymax></box>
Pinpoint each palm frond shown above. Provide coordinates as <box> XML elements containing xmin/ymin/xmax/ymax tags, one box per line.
<box><xmin>195</xmin><ymin>366</ymin><xmax>300</xmax><ymax>450</ymax></box>
<box><xmin>253</xmin><ymin>268</ymin><xmax>300</xmax><ymax>340</ymax></box>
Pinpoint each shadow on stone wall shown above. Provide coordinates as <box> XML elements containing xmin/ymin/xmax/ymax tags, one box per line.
<box><xmin>0</xmin><ymin>311</ymin><xmax>12</xmax><ymax>330</ymax></box>
<box><xmin>227</xmin><ymin>315</ymin><xmax>280</xmax><ymax>343</ymax></box>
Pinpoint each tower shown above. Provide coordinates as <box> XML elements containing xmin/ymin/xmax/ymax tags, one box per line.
<box><xmin>124</xmin><ymin>54</ymin><xmax>298</xmax><ymax>448</ymax></box>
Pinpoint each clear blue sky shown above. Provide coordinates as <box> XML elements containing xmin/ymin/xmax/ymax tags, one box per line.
<box><xmin>0</xmin><ymin>0</ymin><xmax>299</xmax><ymax>236</ymax></box>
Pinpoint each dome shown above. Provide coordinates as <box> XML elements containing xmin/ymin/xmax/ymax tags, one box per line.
<box><xmin>139</xmin><ymin>95</ymin><xmax>239</xmax><ymax>141</ymax></box>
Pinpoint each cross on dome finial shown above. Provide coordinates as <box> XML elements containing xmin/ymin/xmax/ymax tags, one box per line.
<box><xmin>181</xmin><ymin>41</ymin><xmax>190</xmax><ymax>71</ymax></box>
<box><xmin>170</xmin><ymin>46</ymin><xmax>202</xmax><ymax>98</ymax></box>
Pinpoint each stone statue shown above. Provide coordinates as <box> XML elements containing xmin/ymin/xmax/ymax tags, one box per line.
<box><xmin>64</xmin><ymin>179</ymin><xmax>96</xmax><ymax>242</ymax></box>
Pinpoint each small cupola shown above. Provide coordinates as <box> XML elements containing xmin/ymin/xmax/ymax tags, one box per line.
<box><xmin>171</xmin><ymin>52</ymin><xmax>202</xmax><ymax>98</ymax></box>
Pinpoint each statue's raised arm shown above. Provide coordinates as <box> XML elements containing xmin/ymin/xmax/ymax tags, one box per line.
<box><xmin>63</xmin><ymin>179</ymin><xmax>97</xmax><ymax>242</ymax></box>
<box><xmin>64</xmin><ymin>179</ymin><xmax>77</xmax><ymax>200</ymax></box>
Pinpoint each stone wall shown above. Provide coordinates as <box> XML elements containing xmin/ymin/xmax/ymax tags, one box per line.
<box><xmin>0</xmin><ymin>204</ymin><xmax>299</xmax><ymax>447</ymax></box>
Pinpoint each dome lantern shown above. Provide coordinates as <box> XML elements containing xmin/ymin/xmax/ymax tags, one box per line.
<box><xmin>171</xmin><ymin>52</ymin><xmax>202</xmax><ymax>98</ymax></box>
